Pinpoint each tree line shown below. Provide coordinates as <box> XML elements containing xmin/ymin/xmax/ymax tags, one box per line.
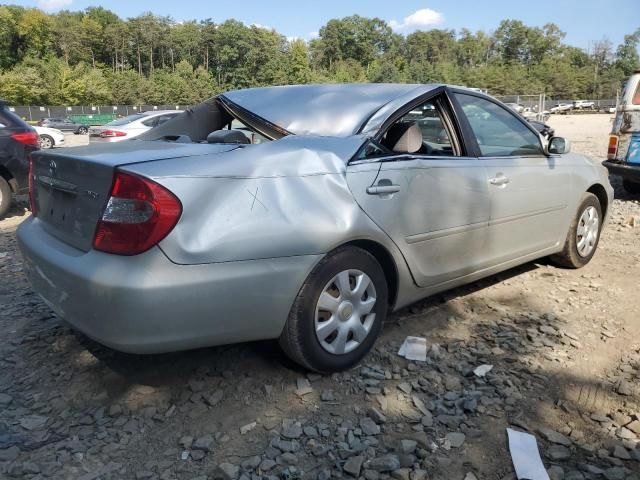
<box><xmin>0</xmin><ymin>5</ymin><xmax>638</xmax><ymax>106</ymax></box>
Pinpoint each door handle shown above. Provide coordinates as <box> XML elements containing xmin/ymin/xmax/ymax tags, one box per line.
<box><xmin>366</xmin><ymin>184</ymin><xmax>401</xmax><ymax>195</ymax></box>
<box><xmin>489</xmin><ymin>174</ymin><xmax>510</xmax><ymax>186</ymax></box>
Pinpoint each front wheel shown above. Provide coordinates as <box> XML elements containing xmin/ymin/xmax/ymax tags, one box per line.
<box><xmin>38</xmin><ymin>134</ymin><xmax>54</xmax><ymax>149</ymax></box>
<box><xmin>550</xmin><ymin>193</ymin><xmax>602</xmax><ymax>269</ymax></box>
<box><xmin>622</xmin><ymin>179</ymin><xmax>640</xmax><ymax>195</ymax></box>
<box><xmin>77</xmin><ymin>126</ymin><xmax>88</xmax><ymax>135</ymax></box>
<box><xmin>279</xmin><ymin>246</ymin><xmax>388</xmax><ymax>373</ymax></box>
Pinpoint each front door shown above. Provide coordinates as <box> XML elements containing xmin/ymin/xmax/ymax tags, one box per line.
<box><xmin>453</xmin><ymin>92</ymin><xmax>570</xmax><ymax>263</ymax></box>
<box><xmin>347</xmin><ymin>97</ymin><xmax>491</xmax><ymax>288</ymax></box>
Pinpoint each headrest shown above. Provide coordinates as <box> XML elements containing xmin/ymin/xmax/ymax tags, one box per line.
<box><xmin>207</xmin><ymin>129</ymin><xmax>250</xmax><ymax>144</ymax></box>
<box><xmin>387</xmin><ymin>122</ymin><xmax>422</xmax><ymax>153</ymax></box>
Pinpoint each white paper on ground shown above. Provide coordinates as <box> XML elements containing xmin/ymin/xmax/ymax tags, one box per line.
<box><xmin>473</xmin><ymin>364</ymin><xmax>494</xmax><ymax>377</ymax></box>
<box><xmin>507</xmin><ymin>428</ymin><xmax>550</xmax><ymax>480</ymax></box>
<box><xmin>398</xmin><ymin>336</ymin><xmax>427</xmax><ymax>362</ymax></box>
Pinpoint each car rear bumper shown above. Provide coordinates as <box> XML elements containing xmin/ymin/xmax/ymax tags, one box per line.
<box><xmin>602</xmin><ymin>160</ymin><xmax>640</xmax><ymax>183</ymax></box>
<box><xmin>17</xmin><ymin>216</ymin><xmax>320</xmax><ymax>353</ymax></box>
<box><xmin>89</xmin><ymin>136</ymin><xmax>126</xmax><ymax>144</ymax></box>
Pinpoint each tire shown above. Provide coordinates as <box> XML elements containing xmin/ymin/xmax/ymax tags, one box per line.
<box><xmin>77</xmin><ymin>126</ymin><xmax>88</xmax><ymax>135</ymax></box>
<box><xmin>0</xmin><ymin>176</ymin><xmax>12</xmax><ymax>218</ymax></box>
<box><xmin>622</xmin><ymin>179</ymin><xmax>640</xmax><ymax>195</ymax></box>
<box><xmin>279</xmin><ymin>246</ymin><xmax>388</xmax><ymax>373</ymax></box>
<box><xmin>550</xmin><ymin>193</ymin><xmax>602</xmax><ymax>269</ymax></box>
<box><xmin>39</xmin><ymin>134</ymin><xmax>54</xmax><ymax>149</ymax></box>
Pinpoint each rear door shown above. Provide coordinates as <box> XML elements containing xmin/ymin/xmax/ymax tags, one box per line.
<box><xmin>347</xmin><ymin>93</ymin><xmax>491</xmax><ymax>288</ymax></box>
<box><xmin>452</xmin><ymin>91</ymin><xmax>570</xmax><ymax>263</ymax></box>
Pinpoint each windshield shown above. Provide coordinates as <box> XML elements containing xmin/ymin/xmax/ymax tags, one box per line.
<box><xmin>106</xmin><ymin>113</ymin><xmax>147</xmax><ymax>126</ymax></box>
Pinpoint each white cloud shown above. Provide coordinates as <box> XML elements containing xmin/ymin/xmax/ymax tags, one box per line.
<box><xmin>38</xmin><ymin>0</ymin><xmax>72</xmax><ymax>10</ymax></box>
<box><xmin>389</xmin><ymin>8</ymin><xmax>444</xmax><ymax>32</ymax></box>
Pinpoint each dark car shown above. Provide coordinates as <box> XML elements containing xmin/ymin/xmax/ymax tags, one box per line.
<box><xmin>0</xmin><ymin>102</ymin><xmax>39</xmax><ymax>217</ymax></box>
<box><xmin>38</xmin><ymin>117</ymin><xmax>88</xmax><ymax>135</ymax></box>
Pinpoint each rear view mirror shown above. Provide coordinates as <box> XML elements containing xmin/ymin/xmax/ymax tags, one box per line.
<box><xmin>548</xmin><ymin>136</ymin><xmax>571</xmax><ymax>154</ymax></box>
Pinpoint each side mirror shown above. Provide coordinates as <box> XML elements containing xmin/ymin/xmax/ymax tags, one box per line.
<box><xmin>548</xmin><ymin>136</ymin><xmax>571</xmax><ymax>154</ymax></box>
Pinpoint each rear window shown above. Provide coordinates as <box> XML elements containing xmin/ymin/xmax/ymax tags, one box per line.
<box><xmin>107</xmin><ymin>113</ymin><xmax>147</xmax><ymax>126</ymax></box>
<box><xmin>0</xmin><ymin>108</ymin><xmax>28</xmax><ymax>129</ymax></box>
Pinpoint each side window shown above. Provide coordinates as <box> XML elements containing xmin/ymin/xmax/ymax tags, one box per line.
<box><xmin>455</xmin><ymin>93</ymin><xmax>544</xmax><ymax>157</ymax></box>
<box><xmin>380</xmin><ymin>99</ymin><xmax>457</xmax><ymax>157</ymax></box>
<box><xmin>142</xmin><ymin>117</ymin><xmax>158</xmax><ymax>127</ymax></box>
<box><xmin>156</xmin><ymin>114</ymin><xmax>177</xmax><ymax>126</ymax></box>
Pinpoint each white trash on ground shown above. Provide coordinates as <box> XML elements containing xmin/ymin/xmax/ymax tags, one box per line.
<box><xmin>398</xmin><ymin>336</ymin><xmax>427</xmax><ymax>362</ymax></box>
<box><xmin>507</xmin><ymin>428</ymin><xmax>550</xmax><ymax>480</ymax></box>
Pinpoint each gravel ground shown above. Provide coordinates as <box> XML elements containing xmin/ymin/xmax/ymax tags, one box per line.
<box><xmin>1</xmin><ymin>115</ymin><xmax>639</xmax><ymax>480</ymax></box>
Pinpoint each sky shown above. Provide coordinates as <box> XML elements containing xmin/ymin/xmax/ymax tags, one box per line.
<box><xmin>12</xmin><ymin>0</ymin><xmax>640</xmax><ymax>51</ymax></box>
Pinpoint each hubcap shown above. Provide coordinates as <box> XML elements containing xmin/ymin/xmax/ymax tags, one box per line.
<box><xmin>576</xmin><ymin>205</ymin><xmax>599</xmax><ymax>257</ymax></box>
<box><xmin>314</xmin><ymin>269</ymin><xmax>377</xmax><ymax>355</ymax></box>
<box><xmin>39</xmin><ymin>137</ymin><xmax>52</xmax><ymax>149</ymax></box>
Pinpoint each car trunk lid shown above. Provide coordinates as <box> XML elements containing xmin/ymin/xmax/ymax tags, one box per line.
<box><xmin>31</xmin><ymin>141</ymin><xmax>239</xmax><ymax>251</ymax></box>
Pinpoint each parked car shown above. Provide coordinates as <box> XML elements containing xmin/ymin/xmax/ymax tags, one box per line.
<box><xmin>550</xmin><ymin>103</ymin><xmax>573</xmax><ymax>113</ymax></box>
<box><xmin>0</xmin><ymin>101</ymin><xmax>39</xmax><ymax>217</ymax></box>
<box><xmin>504</xmin><ymin>102</ymin><xmax>525</xmax><ymax>113</ymax></box>
<box><xmin>89</xmin><ymin>110</ymin><xmax>183</xmax><ymax>143</ymax></box>
<box><xmin>34</xmin><ymin>126</ymin><xmax>65</xmax><ymax>149</ymax></box>
<box><xmin>573</xmin><ymin>100</ymin><xmax>595</xmax><ymax>109</ymax></box>
<box><xmin>38</xmin><ymin>117</ymin><xmax>88</xmax><ymax>134</ymax></box>
<box><xmin>603</xmin><ymin>69</ymin><xmax>640</xmax><ymax>194</ymax></box>
<box><xmin>18</xmin><ymin>84</ymin><xmax>613</xmax><ymax>372</ymax></box>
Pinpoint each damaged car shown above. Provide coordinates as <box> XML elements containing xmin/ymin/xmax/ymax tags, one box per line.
<box><xmin>18</xmin><ymin>84</ymin><xmax>613</xmax><ymax>372</ymax></box>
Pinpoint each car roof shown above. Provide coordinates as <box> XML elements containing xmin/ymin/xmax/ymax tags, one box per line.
<box><xmin>221</xmin><ymin>83</ymin><xmax>440</xmax><ymax>137</ymax></box>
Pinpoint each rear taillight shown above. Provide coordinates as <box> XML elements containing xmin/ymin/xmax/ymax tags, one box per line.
<box><xmin>28</xmin><ymin>156</ymin><xmax>37</xmax><ymax>217</ymax></box>
<box><xmin>93</xmin><ymin>171</ymin><xmax>182</xmax><ymax>255</ymax></box>
<box><xmin>100</xmin><ymin>129</ymin><xmax>127</xmax><ymax>138</ymax></box>
<box><xmin>607</xmin><ymin>135</ymin><xmax>619</xmax><ymax>160</ymax></box>
<box><xmin>11</xmin><ymin>131</ymin><xmax>39</xmax><ymax>147</ymax></box>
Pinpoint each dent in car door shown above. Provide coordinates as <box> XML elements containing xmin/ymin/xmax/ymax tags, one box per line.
<box><xmin>347</xmin><ymin>156</ymin><xmax>491</xmax><ymax>288</ymax></box>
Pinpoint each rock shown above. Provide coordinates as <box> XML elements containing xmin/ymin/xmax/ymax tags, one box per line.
<box><xmin>259</xmin><ymin>459</ymin><xmax>276</xmax><ymax>471</ymax></box>
<box><xmin>398</xmin><ymin>383</ymin><xmax>412</xmax><ymax>394</ymax></box>
<box><xmin>0</xmin><ymin>393</ymin><xmax>13</xmax><ymax>405</ymax></box>
<box><xmin>446</xmin><ymin>432</ymin><xmax>466</xmax><ymax>448</ymax></box>
<box><xmin>627</xmin><ymin>420</ymin><xmax>640</xmax><ymax>435</ymax></box>
<box><xmin>540</xmin><ymin>428</ymin><xmax>572</xmax><ymax>446</ymax></box>
<box><xmin>548</xmin><ymin>445</ymin><xmax>571</xmax><ymax>460</ymax></box>
<box><xmin>411</xmin><ymin>470</ymin><xmax>428</xmax><ymax>480</ymax></box>
<box><xmin>0</xmin><ymin>446</ymin><xmax>20</xmax><ymax>461</ymax></box>
<box><xmin>603</xmin><ymin>467</ymin><xmax>626</xmax><ymax>480</ymax></box>
<box><xmin>617</xmin><ymin>381</ymin><xmax>634</xmax><ymax>396</ymax></box>
<box><xmin>205</xmin><ymin>390</ymin><xmax>224</xmax><ymax>407</ymax></box>
<box><xmin>277</xmin><ymin>452</ymin><xmax>298</xmax><ymax>466</ymax></box>
<box><xmin>463</xmin><ymin>474</ymin><xmax>478</xmax><ymax>480</ymax></box>
<box><xmin>317</xmin><ymin>468</ymin><xmax>331</xmax><ymax>480</ymax></box>
<box><xmin>19</xmin><ymin>415</ymin><xmax>48</xmax><ymax>431</ymax></box>
<box><xmin>565</xmin><ymin>472</ymin><xmax>585</xmax><ymax>480</ymax></box>
<box><xmin>135</xmin><ymin>472</ymin><xmax>154</xmax><ymax>479</ymax></box>
<box><xmin>547</xmin><ymin>465</ymin><xmax>564</xmax><ymax>480</ymax></box>
<box><xmin>321</xmin><ymin>390</ymin><xmax>335</xmax><ymax>401</ymax></box>
<box><xmin>241</xmin><ymin>456</ymin><xmax>262</xmax><ymax>470</ymax></box>
<box><xmin>343</xmin><ymin>455</ymin><xmax>364</xmax><ymax>477</ymax></box>
<box><xmin>421</xmin><ymin>413</ymin><xmax>433</xmax><ymax>428</ymax></box>
<box><xmin>217</xmin><ymin>462</ymin><xmax>240</xmax><ymax>480</ymax></box>
<box><xmin>617</xmin><ymin>427</ymin><xmax>636</xmax><ymax>440</ymax></box>
<box><xmin>282</xmin><ymin>420</ymin><xmax>303</xmax><ymax>439</ymax></box>
<box><xmin>613</xmin><ymin>445</ymin><xmax>631</xmax><ymax>460</ymax></box>
<box><xmin>366</xmin><ymin>455</ymin><xmax>401</xmax><ymax>472</ymax></box>
<box><xmin>22</xmin><ymin>462</ymin><xmax>40</xmax><ymax>474</ymax></box>
<box><xmin>303</xmin><ymin>426</ymin><xmax>318</xmax><ymax>438</ymax></box>
<box><xmin>360</xmin><ymin>417</ymin><xmax>381</xmax><ymax>436</ymax></box>
<box><xmin>368</xmin><ymin>407</ymin><xmax>387</xmax><ymax>424</ymax></box>
<box><xmin>240</xmin><ymin>422</ymin><xmax>257</xmax><ymax>435</ymax></box>
<box><xmin>295</xmin><ymin>378</ymin><xmax>313</xmax><ymax>396</ymax></box>
<box><xmin>391</xmin><ymin>468</ymin><xmax>411</xmax><ymax>480</ymax></box>
<box><xmin>179</xmin><ymin>436</ymin><xmax>194</xmax><ymax>448</ymax></box>
<box><xmin>411</xmin><ymin>395</ymin><xmax>429</xmax><ymax>416</ymax></box>
<box><xmin>399</xmin><ymin>439</ymin><xmax>417</xmax><ymax>454</ymax></box>
<box><xmin>193</xmin><ymin>434</ymin><xmax>215</xmax><ymax>452</ymax></box>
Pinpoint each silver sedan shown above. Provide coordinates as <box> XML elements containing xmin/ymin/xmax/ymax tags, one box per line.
<box><xmin>18</xmin><ymin>84</ymin><xmax>613</xmax><ymax>372</ymax></box>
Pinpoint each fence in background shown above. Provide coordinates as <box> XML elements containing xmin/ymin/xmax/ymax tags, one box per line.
<box><xmin>7</xmin><ymin>105</ymin><xmax>186</xmax><ymax>123</ymax></box>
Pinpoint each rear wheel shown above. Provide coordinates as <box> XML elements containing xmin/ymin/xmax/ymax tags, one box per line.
<box><xmin>550</xmin><ymin>193</ymin><xmax>602</xmax><ymax>269</ymax></box>
<box><xmin>77</xmin><ymin>126</ymin><xmax>88</xmax><ymax>135</ymax></box>
<box><xmin>279</xmin><ymin>246</ymin><xmax>388</xmax><ymax>373</ymax></box>
<box><xmin>0</xmin><ymin>176</ymin><xmax>12</xmax><ymax>218</ymax></box>
<box><xmin>622</xmin><ymin>179</ymin><xmax>640</xmax><ymax>195</ymax></box>
<box><xmin>39</xmin><ymin>134</ymin><xmax>54</xmax><ymax>149</ymax></box>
